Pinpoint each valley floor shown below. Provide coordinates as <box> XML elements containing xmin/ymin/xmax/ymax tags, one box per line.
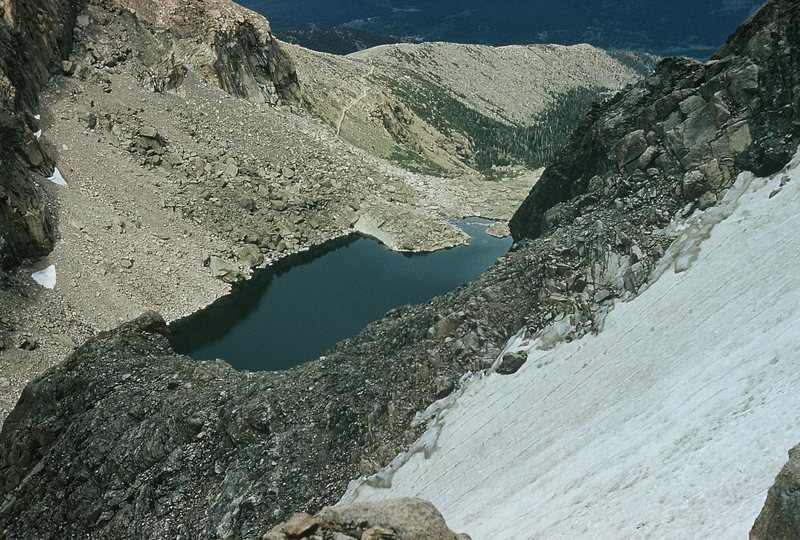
<box><xmin>345</xmin><ymin>149</ymin><xmax>800</xmax><ymax>538</ymax></box>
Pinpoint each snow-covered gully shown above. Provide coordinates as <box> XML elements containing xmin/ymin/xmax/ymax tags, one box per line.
<box><xmin>344</xmin><ymin>148</ymin><xmax>800</xmax><ymax>538</ymax></box>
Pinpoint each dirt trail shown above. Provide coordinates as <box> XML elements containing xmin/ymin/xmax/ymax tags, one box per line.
<box><xmin>336</xmin><ymin>67</ymin><xmax>374</xmax><ymax>135</ymax></box>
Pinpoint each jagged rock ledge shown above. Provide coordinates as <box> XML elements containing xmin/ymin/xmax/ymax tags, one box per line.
<box><xmin>510</xmin><ymin>0</ymin><xmax>799</xmax><ymax>241</ymax></box>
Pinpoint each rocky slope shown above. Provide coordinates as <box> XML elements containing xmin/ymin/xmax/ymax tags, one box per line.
<box><xmin>351</xmin><ymin>43</ymin><xmax>651</xmax><ymax>126</ymax></box>
<box><xmin>1</xmin><ymin>0</ymin><xmax>798</xmax><ymax>538</ymax></box>
<box><xmin>511</xmin><ymin>0</ymin><xmax>799</xmax><ymax>241</ymax></box>
<box><xmin>0</xmin><ymin>0</ymin><xmax>655</xmax><ymax>422</ymax></box>
<box><xmin>0</xmin><ymin>0</ymin><xmax>300</xmax><ymax>271</ymax></box>
<box><xmin>0</xmin><ymin>309</ymin><xmax>507</xmax><ymax>538</ymax></box>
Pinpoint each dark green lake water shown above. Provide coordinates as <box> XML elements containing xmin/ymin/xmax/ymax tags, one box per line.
<box><xmin>170</xmin><ymin>218</ymin><xmax>511</xmax><ymax>371</ymax></box>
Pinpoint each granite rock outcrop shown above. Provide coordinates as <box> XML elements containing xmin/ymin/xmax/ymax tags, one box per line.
<box><xmin>264</xmin><ymin>498</ymin><xmax>471</xmax><ymax>540</ymax></box>
<box><xmin>510</xmin><ymin>0</ymin><xmax>799</xmax><ymax>241</ymax></box>
<box><xmin>106</xmin><ymin>0</ymin><xmax>300</xmax><ymax>104</ymax></box>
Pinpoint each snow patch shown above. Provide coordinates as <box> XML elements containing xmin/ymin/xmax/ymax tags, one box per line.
<box><xmin>649</xmin><ymin>167</ymin><xmax>758</xmax><ymax>283</ymax></box>
<box><xmin>47</xmin><ymin>167</ymin><xmax>67</xmax><ymax>187</ymax></box>
<box><xmin>31</xmin><ymin>265</ymin><xmax>56</xmax><ymax>289</ymax></box>
<box><xmin>536</xmin><ymin>313</ymin><xmax>576</xmax><ymax>350</ymax></box>
<box><xmin>346</xmin><ymin>147</ymin><xmax>800</xmax><ymax>538</ymax></box>
<box><xmin>341</xmin><ymin>370</ymin><xmax>481</xmax><ymax>501</ymax></box>
<box><xmin>33</xmin><ymin>114</ymin><xmax>42</xmax><ymax>138</ymax></box>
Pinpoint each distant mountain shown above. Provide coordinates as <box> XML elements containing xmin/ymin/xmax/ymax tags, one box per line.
<box><xmin>239</xmin><ymin>0</ymin><xmax>761</xmax><ymax>58</ymax></box>
<box><xmin>277</xmin><ymin>27</ymin><xmax>414</xmax><ymax>56</ymax></box>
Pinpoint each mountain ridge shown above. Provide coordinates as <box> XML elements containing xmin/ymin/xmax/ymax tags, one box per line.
<box><xmin>238</xmin><ymin>0</ymin><xmax>762</xmax><ymax>58</ymax></box>
<box><xmin>291</xmin><ymin>39</ymin><xmax>655</xmax><ymax>176</ymax></box>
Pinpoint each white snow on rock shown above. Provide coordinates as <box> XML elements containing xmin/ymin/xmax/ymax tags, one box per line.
<box><xmin>344</xmin><ymin>147</ymin><xmax>800</xmax><ymax>539</ymax></box>
<box><xmin>31</xmin><ymin>265</ymin><xmax>56</xmax><ymax>289</ymax></box>
<box><xmin>34</xmin><ymin>129</ymin><xmax>42</xmax><ymax>139</ymax></box>
<box><xmin>47</xmin><ymin>167</ymin><xmax>67</xmax><ymax>187</ymax></box>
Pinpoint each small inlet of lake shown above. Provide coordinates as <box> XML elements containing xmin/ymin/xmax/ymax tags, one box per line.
<box><xmin>170</xmin><ymin>218</ymin><xmax>511</xmax><ymax>371</ymax></box>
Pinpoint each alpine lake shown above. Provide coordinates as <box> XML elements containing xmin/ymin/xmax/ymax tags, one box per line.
<box><xmin>170</xmin><ymin>218</ymin><xmax>511</xmax><ymax>371</ymax></box>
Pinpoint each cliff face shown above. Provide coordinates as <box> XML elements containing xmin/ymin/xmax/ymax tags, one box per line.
<box><xmin>0</xmin><ymin>113</ymin><xmax>53</xmax><ymax>267</ymax></box>
<box><xmin>0</xmin><ymin>0</ymin><xmax>76</xmax><ymax>111</ymax></box>
<box><xmin>109</xmin><ymin>0</ymin><xmax>300</xmax><ymax>104</ymax></box>
<box><xmin>509</xmin><ymin>0</ymin><xmax>799</xmax><ymax>241</ymax></box>
<box><xmin>0</xmin><ymin>0</ymin><xmax>78</xmax><ymax>267</ymax></box>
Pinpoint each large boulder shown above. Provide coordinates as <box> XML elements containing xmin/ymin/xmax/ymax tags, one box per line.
<box><xmin>264</xmin><ymin>498</ymin><xmax>471</xmax><ymax>540</ymax></box>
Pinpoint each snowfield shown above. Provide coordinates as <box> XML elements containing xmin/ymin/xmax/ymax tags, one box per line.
<box><xmin>344</xmin><ymin>148</ymin><xmax>800</xmax><ymax>539</ymax></box>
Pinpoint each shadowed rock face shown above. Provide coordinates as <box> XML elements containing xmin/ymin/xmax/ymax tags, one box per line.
<box><xmin>0</xmin><ymin>0</ymin><xmax>76</xmax><ymax>111</ymax></box>
<box><xmin>0</xmin><ymin>0</ymin><xmax>78</xmax><ymax>267</ymax></box>
<box><xmin>509</xmin><ymin>0</ymin><xmax>800</xmax><ymax>241</ymax></box>
<box><xmin>0</xmin><ymin>112</ymin><xmax>54</xmax><ymax>267</ymax></box>
<box><xmin>751</xmin><ymin>445</ymin><xmax>800</xmax><ymax>539</ymax></box>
